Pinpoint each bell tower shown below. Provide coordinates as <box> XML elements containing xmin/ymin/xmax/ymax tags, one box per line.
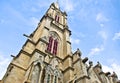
<box><xmin>1</xmin><ymin>1</ymin><xmax>120</xmax><ymax>83</ymax></box>
<box><xmin>31</xmin><ymin>2</ymin><xmax>71</xmax><ymax>59</ymax></box>
<box><xmin>1</xmin><ymin>2</ymin><xmax>72</xmax><ymax>83</ymax></box>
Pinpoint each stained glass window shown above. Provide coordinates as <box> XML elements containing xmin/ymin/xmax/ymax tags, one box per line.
<box><xmin>47</xmin><ymin>36</ymin><xmax>58</xmax><ymax>55</ymax></box>
<box><xmin>55</xmin><ymin>15</ymin><xmax>60</xmax><ymax>23</ymax></box>
<box><xmin>47</xmin><ymin>36</ymin><xmax>53</xmax><ymax>52</ymax></box>
<box><xmin>53</xmin><ymin>39</ymin><xmax>58</xmax><ymax>55</ymax></box>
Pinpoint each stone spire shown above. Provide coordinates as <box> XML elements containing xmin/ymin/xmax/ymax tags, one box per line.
<box><xmin>54</xmin><ymin>0</ymin><xmax>59</xmax><ymax>9</ymax></box>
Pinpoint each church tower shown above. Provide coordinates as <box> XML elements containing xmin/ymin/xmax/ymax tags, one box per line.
<box><xmin>1</xmin><ymin>2</ymin><xmax>73</xmax><ymax>83</ymax></box>
<box><xmin>0</xmin><ymin>2</ymin><xmax>120</xmax><ymax>83</ymax></box>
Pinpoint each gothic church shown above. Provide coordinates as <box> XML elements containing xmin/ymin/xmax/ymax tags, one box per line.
<box><xmin>0</xmin><ymin>2</ymin><xmax>120</xmax><ymax>83</ymax></box>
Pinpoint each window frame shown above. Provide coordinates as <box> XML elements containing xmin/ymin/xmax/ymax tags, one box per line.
<box><xmin>47</xmin><ymin>36</ymin><xmax>58</xmax><ymax>55</ymax></box>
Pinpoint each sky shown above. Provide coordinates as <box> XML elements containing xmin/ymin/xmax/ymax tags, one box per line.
<box><xmin>0</xmin><ymin>0</ymin><xmax>120</xmax><ymax>79</ymax></box>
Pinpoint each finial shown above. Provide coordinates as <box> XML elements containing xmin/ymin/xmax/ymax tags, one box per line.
<box><xmin>55</xmin><ymin>0</ymin><xmax>59</xmax><ymax>9</ymax></box>
<box><xmin>76</xmin><ymin>48</ymin><xmax>82</xmax><ymax>57</ymax></box>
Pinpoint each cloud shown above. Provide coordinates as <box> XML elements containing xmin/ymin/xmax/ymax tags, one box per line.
<box><xmin>96</xmin><ymin>13</ymin><xmax>109</xmax><ymax>22</ymax></box>
<box><xmin>103</xmin><ymin>63</ymin><xmax>120</xmax><ymax>79</ymax></box>
<box><xmin>60</xmin><ymin>0</ymin><xmax>74</xmax><ymax>12</ymax></box>
<box><xmin>70</xmin><ymin>38</ymin><xmax>80</xmax><ymax>45</ymax></box>
<box><xmin>88</xmin><ymin>45</ymin><xmax>104</xmax><ymax>56</ymax></box>
<box><xmin>0</xmin><ymin>54</ymin><xmax>11</xmax><ymax>79</ymax></box>
<box><xmin>98</xmin><ymin>31</ymin><xmax>108</xmax><ymax>42</ymax></box>
<box><xmin>100</xmin><ymin>23</ymin><xmax>104</xmax><ymax>27</ymax></box>
<box><xmin>102</xmin><ymin>65</ymin><xmax>113</xmax><ymax>73</ymax></box>
<box><xmin>96</xmin><ymin>13</ymin><xmax>109</xmax><ymax>27</ymax></box>
<box><xmin>88</xmin><ymin>31</ymin><xmax>107</xmax><ymax>56</ymax></box>
<box><xmin>112</xmin><ymin>32</ymin><xmax>120</xmax><ymax>40</ymax></box>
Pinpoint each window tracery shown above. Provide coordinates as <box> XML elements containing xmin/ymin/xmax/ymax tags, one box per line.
<box><xmin>44</xmin><ymin>65</ymin><xmax>53</xmax><ymax>83</ymax></box>
<box><xmin>47</xmin><ymin>32</ymin><xmax>60</xmax><ymax>55</ymax></box>
<box><xmin>44</xmin><ymin>64</ymin><xmax>63</xmax><ymax>83</ymax></box>
<box><xmin>31</xmin><ymin>63</ymin><xmax>41</xmax><ymax>83</ymax></box>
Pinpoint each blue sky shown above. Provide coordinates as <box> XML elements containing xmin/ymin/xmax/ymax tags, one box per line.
<box><xmin>0</xmin><ymin>0</ymin><xmax>120</xmax><ymax>79</ymax></box>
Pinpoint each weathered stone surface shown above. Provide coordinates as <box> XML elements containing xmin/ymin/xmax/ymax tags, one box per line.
<box><xmin>0</xmin><ymin>2</ymin><xmax>119</xmax><ymax>83</ymax></box>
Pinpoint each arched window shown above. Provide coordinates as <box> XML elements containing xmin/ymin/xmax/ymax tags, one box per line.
<box><xmin>47</xmin><ymin>36</ymin><xmax>58</xmax><ymax>55</ymax></box>
<box><xmin>47</xmin><ymin>36</ymin><xmax>53</xmax><ymax>52</ymax></box>
<box><xmin>53</xmin><ymin>39</ymin><xmax>58</xmax><ymax>55</ymax></box>
<box><xmin>55</xmin><ymin>15</ymin><xmax>60</xmax><ymax>23</ymax></box>
<box><xmin>31</xmin><ymin>63</ymin><xmax>41</xmax><ymax>83</ymax></box>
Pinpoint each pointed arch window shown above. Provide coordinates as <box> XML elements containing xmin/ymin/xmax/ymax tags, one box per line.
<box><xmin>47</xmin><ymin>36</ymin><xmax>58</xmax><ymax>55</ymax></box>
<box><xmin>55</xmin><ymin>15</ymin><xmax>60</xmax><ymax>23</ymax></box>
<box><xmin>47</xmin><ymin>36</ymin><xmax>53</xmax><ymax>52</ymax></box>
<box><xmin>53</xmin><ymin>39</ymin><xmax>58</xmax><ymax>55</ymax></box>
<box><xmin>31</xmin><ymin>63</ymin><xmax>41</xmax><ymax>83</ymax></box>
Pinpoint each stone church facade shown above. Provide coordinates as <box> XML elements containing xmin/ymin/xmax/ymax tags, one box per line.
<box><xmin>0</xmin><ymin>2</ymin><xmax>120</xmax><ymax>83</ymax></box>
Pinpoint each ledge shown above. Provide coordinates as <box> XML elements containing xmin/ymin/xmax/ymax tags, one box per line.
<box><xmin>73</xmin><ymin>58</ymin><xmax>81</xmax><ymax>65</ymax></box>
<box><xmin>10</xmin><ymin>63</ymin><xmax>26</xmax><ymax>71</ymax></box>
<box><xmin>44</xmin><ymin>26</ymin><xmax>49</xmax><ymax>31</ymax></box>
<box><xmin>39</xmin><ymin>37</ymin><xmax>48</xmax><ymax>44</ymax></box>
<box><xmin>76</xmin><ymin>75</ymin><xmax>90</xmax><ymax>82</ymax></box>
<box><xmin>66</xmin><ymin>41</ymin><xmax>71</xmax><ymax>45</ymax></box>
<box><xmin>63</xmin><ymin>54</ymin><xmax>73</xmax><ymax>62</ymax></box>
<box><xmin>63</xmin><ymin>28</ymin><xmax>71</xmax><ymax>36</ymax></box>
<box><xmin>99</xmin><ymin>71</ymin><xmax>105</xmax><ymax>75</ymax></box>
<box><xmin>51</xmin><ymin>21</ymin><xmax>64</xmax><ymax>32</ymax></box>
<box><xmin>16</xmin><ymin>49</ymin><xmax>32</xmax><ymax>58</ymax></box>
<box><xmin>63</xmin><ymin>66</ymin><xmax>74</xmax><ymax>74</ymax></box>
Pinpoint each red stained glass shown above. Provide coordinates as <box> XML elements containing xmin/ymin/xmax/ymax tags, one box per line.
<box><xmin>55</xmin><ymin>15</ymin><xmax>59</xmax><ymax>23</ymax></box>
<box><xmin>53</xmin><ymin>39</ymin><xmax>58</xmax><ymax>55</ymax></box>
<box><xmin>47</xmin><ymin>36</ymin><xmax>58</xmax><ymax>55</ymax></box>
<box><xmin>47</xmin><ymin>36</ymin><xmax>53</xmax><ymax>52</ymax></box>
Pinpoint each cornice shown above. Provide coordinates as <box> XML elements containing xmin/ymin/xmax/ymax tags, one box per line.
<box><xmin>45</xmin><ymin>50</ymin><xmax>63</xmax><ymax>61</ymax></box>
<box><xmin>73</xmin><ymin>58</ymin><xmax>81</xmax><ymax>65</ymax></box>
<box><xmin>63</xmin><ymin>66</ymin><xmax>74</xmax><ymax>74</ymax></box>
<box><xmin>11</xmin><ymin>63</ymin><xmax>26</xmax><ymax>71</ymax></box>
<box><xmin>17</xmin><ymin>47</ymin><xmax>47</xmax><ymax>59</ymax></box>
<box><xmin>44</xmin><ymin>26</ymin><xmax>49</xmax><ymax>31</ymax></box>
<box><xmin>63</xmin><ymin>27</ymin><xmax>71</xmax><ymax>36</ymax></box>
<box><xmin>51</xmin><ymin>21</ymin><xmax>64</xmax><ymax>33</ymax></box>
<box><xmin>62</xmin><ymin>54</ymin><xmax>73</xmax><ymax>62</ymax></box>
<box><xmin>76</xmin><ymin>75</ymin><xmax>90</xmax><ymax>82</ymax></box>
<box><xmin>66</xmin><ymin>40</ymin><xmax>71</xmax><ymax>45</ymax></box>
<box><xmin>22</xmin><ymin>39</ymin><xmax>36</xmax><ymax>49</ymax></box>
<box><xmin>16</xmin><ymin>49</ymin><xmax>31</xmax><ymax>58</ymax></box>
